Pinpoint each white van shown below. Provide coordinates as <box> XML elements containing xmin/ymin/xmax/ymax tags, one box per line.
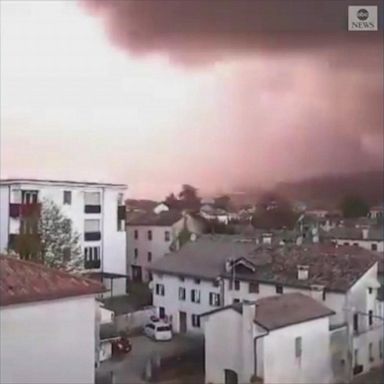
<box><xmin>144</xmin><ymin>319</ymin><xmax>173</xmax><ymax>341</ymax></box>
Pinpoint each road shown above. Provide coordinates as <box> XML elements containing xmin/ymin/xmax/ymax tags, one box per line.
<box><xmin>97</xmin><ymin>334</ymin><xmax>202</xmax><ymax>384</ymax></box>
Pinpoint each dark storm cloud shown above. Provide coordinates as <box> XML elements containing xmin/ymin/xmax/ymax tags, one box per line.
<box><xmin>81</xmin><ymin>0</ymin><xmax>383</xmax><ymax>188</ymax></box>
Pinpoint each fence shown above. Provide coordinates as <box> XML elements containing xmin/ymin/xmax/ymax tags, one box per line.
<box><xmin>115</xmin><ymin>306</ymin><xmax>156</xmax><ymax>334</ymax></box>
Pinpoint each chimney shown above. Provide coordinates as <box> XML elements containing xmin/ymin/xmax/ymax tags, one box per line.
<box><xmin>297</xmin><ymin>265</ymin><xmax>309</xmax><ymax>280</ymax></box>
<box><xmin>362</xmin><ymin>228</ymin><xmax>369</xmax><ymax>240</ymax></box>
<box><xmin>225</xmin><ymin>258</ymin><xmax>233</xmax><ymax>272</ymax></box>
<box><xmin>190</xmin><ymin>233</ymin><xmax>197</xmax><ymax>242</ymax></box>
<box><xmin>310</xmin><ymin>284</ymin><xmax>325</xmax><ymax>301</ymax></box>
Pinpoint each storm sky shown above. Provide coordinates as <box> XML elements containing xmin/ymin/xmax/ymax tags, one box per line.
<box><xmin>1</xmin><ymin>0</ymin><xmax>383</xmax><ymax>198</ymax></box>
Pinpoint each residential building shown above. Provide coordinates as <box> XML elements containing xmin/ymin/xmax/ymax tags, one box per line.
<box><xmin>201</xmin><ymin>294</ymin><xmax>335</xmax><ymax>384</ymax></box>
<box><xmin>150</xmin><ymin>236</ymin><xmax>383</xmax><ymax>377</ymax></box>
<box><xmin>323</xmin><ymin>226</ymin><xmax>384</xmax><ymax>252</ymax></box>
<box><xmin>126</xmin><ymin>210</ymin><xmax>206</xmax><ymax>282</ymax></box>
<box><xmin>0</xmin><ymin>178</ymin><xmax>127</xmax><ymax>296</ymax></box>
<box><xmin>369</xmin><ymin>205</ymin><xmax>384</xmax><ymax>221</ymax></box>
<box><xmin>0</xmin><ymin>256</ymin><xmax>104</xmax><ymax>384</ymax></box>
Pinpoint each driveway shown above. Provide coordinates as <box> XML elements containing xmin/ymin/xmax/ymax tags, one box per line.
<box><xmin>97</xmin><ymin>334</ymin><xmax>203</xmax><ymax>384</ymax></box>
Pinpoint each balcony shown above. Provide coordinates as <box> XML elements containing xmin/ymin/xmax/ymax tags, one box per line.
<box><xmin>84</xmin><ymin>232</ymin><xmax>101</xmax><ymax>241</ymax></box>
<box><xmin>118</xmin><ymin>205</ymin><xmax>126</xmax><ymax>221</ymax></box>
<box><xmin>84</xmin><ymin>259</ymin><xmax>101</xmax><ymax>269</ymax></box>
<box><xmin>84</xmin><ymin>205</ymin><xmax>101</xmax><ymax>214</ymax></box>
<box><xmin>9</xmin><ymin>203</ymin><xmax>41</xmax><ymax>218</ymax></box>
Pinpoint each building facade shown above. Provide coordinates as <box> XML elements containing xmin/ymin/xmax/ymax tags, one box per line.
<box><xmin>150</xmin><ymin>236</ymin><xmax>383</xmax><ymax>378</ymax></box>
<box><xmin>0</xmin><ymin>256</ymin><xmax>104</xmax><ymax>384</ymax></box>
<box><xmin>0</xmin><ymin>179</ymin><xmax>127</xmax><ymax>295</ymax></box>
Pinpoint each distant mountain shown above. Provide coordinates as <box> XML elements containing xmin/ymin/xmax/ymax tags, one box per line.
<box><xmin>275</xmin><ymin>170</ymin><xmax>383</xmax><ymax>209</ymax></box>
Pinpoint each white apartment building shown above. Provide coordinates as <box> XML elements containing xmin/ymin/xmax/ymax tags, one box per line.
<box><xmin>150</xmin><ymin>236</ymin><xmax>383</xmax><ymax>379</ymax></box>
<box><xmin>126</xmin><ymin>210</ymin><xmax>206</xmax><ymax>282</ymax></box>
<box><xmin>0</xmin><ymin>256</ymin><xmax>105</xmax><ymax>384</ymax></box>
<box><xmin>0</xmin><ymin>179</ymin><xmax>127</xmax><ymax>296</ymax></box>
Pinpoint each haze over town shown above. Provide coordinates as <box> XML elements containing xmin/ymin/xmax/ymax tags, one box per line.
<box><xmin>1</xmin><ymin>0</ymin><xmax>383</xmax><ymax>198</ymax></box>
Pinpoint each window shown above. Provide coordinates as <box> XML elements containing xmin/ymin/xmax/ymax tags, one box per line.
<box><xmin>84</xmin><ymin>246</ymin><xmax>101</xmax><ymax>269</ymax></box>
<box><xmin>191</xmin><ymin>289</ymin><xmax>201</xmax><ymax>303</ymax></box>
<box><xmin>380</xmin><ymin>339</ymin><xmax>383</xmax><ymax>359</ymax></box>
<box><xmin>369</xmin><ymin>310</ymin><xmax>373</xmax><ymax>326</ymax></box>
<box><xmin>234</xmin><ymin>279</ymin><xmax>240</xmax><ymax>291</ymax></box>
<box><xmin>354</xmin><ymin>349</ymin><xmax>359</xmax><ymax>366</ymax></box>
<box><xmin>353</xmin><ymin>242</ymin><xmax>358</xmax><ymax>247</ymax></box>
<box><xmin>322</xmin><ymin>289</ymin><xmax>327</xmax><ymax>301</ymax></box>
<box><xmin>155</xmin><ymin>284</ymin><xmax>165</xmax><ymax>296</ymax></box>
<box><xmin>134</xmin><ymin>230</ymin><xmax>138</xmax><ymax>239</ymax></box>
<box><xmin>84</xmin><ymin>219</ymin><xmax>100</xmax><ymax>232</ymax></box>
<box><xmin>84</xmin><ymin>191</ymin><xmax>100</xmax><ymax>205</ymax></box>
<box><xmin>63</xmin><ymin>247</ymin><xmax>71</xmax><ymax>262</ymax></box>
<box><xmin>21</xmin><ymin>190</ymin><xmax>38</xmax><ymax>204</ymax></box>
<box><xmin>212</xmin><ymin>279</ymin><xmax>220</xmax><ymax>287</ymax></box>
<box><xmin>165</xmin><ymin>231</ymin><xmax>170</xmax><ymax>241</ymax></box>
<box><xmin>148</xmin><ymin>230</ymin><xmax>152</xmax><ymax>241</ymax></box>
<box><xmin>368</xmin><ymin>287</ymin><xmax>373</xmax><ymax>294</ymax></box>
<box><xmin>233</xmin><ymin>298</ymin><xmax>240</xmax><ymax>304</ymax></box>
<box><xmin>147</xmin><ymin>252</ymin><xmax>152</xmax><ymax>262</ymax></box>
<box><xmin>343</xmin><ymin>242</ymin><xmax>349</xmax><ymax>246</ymax></box>
<box><xmin>134</xmin><ymin>248</ymin><xmax>138</xmax><ymax>259</ymax></box>
<box><xmin>295</xmin><ymin>337</ymin><xmax>302</xmax><ymax>358</ymax></box>
<box><xmin>117</xmin><ymin>193</ymin><xmax>124</xmax><ymax>205</ymax></box>
<box><xmin>191</xmin><ymin>314</ymin><xmax>200</xmax><ymax>328</ymax></box>
<box><xmin>179</xmin><ymin>287</ymin><xmax>186</xmax><ymax>301</ymax></box>
<box><xmin>353</xmin><ymin>313</ymin><xmax>359</xmax><ymax>333</ymax></box>
<box><xmin>249</xmin><ymin>282</ymin><xmax>259</xmax><ymax>293</ymax></box>
<box><xmin>371</xmin><ymin>243</ymin><xmax>378</xmax><ymax>251</ymax></box>
<box><xmin>63</xmin><ymin>190</ymin><xmax>72</xmax><ymax>205</ymax></box>
<box><xmin>276</xmin><ymin>284</ymin><xmax>283</xmax><ymax>294</ymax></box>
<box><xmin>209</xmin><ymin>292</ymin><xmax>220</xmax><ymax>307</ymax></box>
<box><xmin>194</xmin><ymin>278</ymin><xmax>201</xmax><ymax>285</ymax></box>
<box><xmin>369</xmin><ymin>343</ymin><xmax>374</xmax><ymax>361</ymax></box>
<box><xmin>179</xmin><ymin>276</ymin><xmax>185</xmax><ymax>282</ymax></box>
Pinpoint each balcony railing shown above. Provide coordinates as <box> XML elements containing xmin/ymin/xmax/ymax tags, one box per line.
<box><xmin>84</xmin><ymin>232</ymin><xmax>101</xmax><ymax>241</ymax></box>
<box><xmin>84</xmin><ymin>259</ymin><xmax>101</xmax><ymax>269</ymax></box>
<box><xmin>9</xmin><ymin>203</ymin><xmax>41</xmax><ymax>218</ymax></box>
<box><xmin>84</xmin><ymin>205</ymin><xmax>101</xmax><ymax>214</ymax></box>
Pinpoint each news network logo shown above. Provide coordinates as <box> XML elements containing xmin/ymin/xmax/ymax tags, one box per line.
<box><xmin>348</xmin><ymin>6</ymin><xmax>378</xmax><ymax>31</ymax></box>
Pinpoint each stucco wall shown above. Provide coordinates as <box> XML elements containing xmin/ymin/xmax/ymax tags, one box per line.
<box><xmin>203</xmin><ymin>309</ymin><xmax>242</xmax><ymax>384</ymax></box>
<box><xmin>152</xmin><ymin>273</ymin><xmax>221</xmax><ymax>334</ymax></box>
<box><xmin>0</xmin><ymin>296</ymin><xmax>97</xmax><ymax>384</ymax></box>
<box><xmin>335</xmin><ymin>239</ymin><xmax>384</xmax><ymax>253</ymax></box>
<box><xmin>262</xmin><ymin>317</ymin><xmax>332</xmax><ymax>384</ymax></box>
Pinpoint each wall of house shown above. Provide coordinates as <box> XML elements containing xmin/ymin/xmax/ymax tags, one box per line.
<box><xmin>0</xmin><ymin>295</ymin><xmax>97</xmax><ymax>384</ymax></box>
<box><xmin>152</xmin><ymin>273</ymin><xmax>221</xmax><ymax>334</ymax></box>
<box><xmin>262</xmin><ymin>317</ymin><xmax>332</xmax><ymax>384</ymax></box>
<box><xmin>0</xmin><ymin>185</ymin><xmax>10</xmax><ymax>252</ymax></box>
<box><xmin>203</xmin><ymin>309</ymin><xmax>243</xmax><ymax>384</ymax></box>
<box><xmin>335</xmin><ymin>239</ymin><xmax>384</xmax><ymax>252</ymax></box>
<box><xmin>126</xmin><ymin>224</ymin><xmax>176</xmax><ymax>281</ymax></box>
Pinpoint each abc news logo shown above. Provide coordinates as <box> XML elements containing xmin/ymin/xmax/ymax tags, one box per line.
<box><xmin>348</xmin><ymin>6</ymin><xmax>378</xmax><ymax>31</ymax></box>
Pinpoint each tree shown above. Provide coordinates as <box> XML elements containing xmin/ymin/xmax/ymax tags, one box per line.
<box><xmin>10</xmin><ymin>199</ymin><xmax>82</xmax><ymax>272</ymax></box>
<box><xmin>214</xmin><ymin>195</ymin><xmax>231</xmax><ymax>211</ymax></box>
<box><xmin>340</xmin><ymin>195</ymin><xmax>369</xmax><ymax>218</ymax></box>
<box><xmin>178</xmin><ymin>184</ymin><xmax>201</xmax><ymax>210</ymax></box>
<box><xmin>165</xmin><ymin>193</ymin><xmax>179</xmax><ymax>209</ymax></box>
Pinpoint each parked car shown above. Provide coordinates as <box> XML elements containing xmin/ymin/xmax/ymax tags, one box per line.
<box><xmin>144</xmin><ymin>319</ymin><xmax>173</xmax><ymax>341</ymax></box>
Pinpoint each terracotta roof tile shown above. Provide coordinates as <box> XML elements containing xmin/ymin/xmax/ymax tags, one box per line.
<box><xmin>0</xmin><ymin>256</ymin><xmax>105</xmax><ymax>307</ymax></box>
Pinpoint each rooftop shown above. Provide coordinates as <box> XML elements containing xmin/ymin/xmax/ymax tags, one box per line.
<box><xmin>202</xmin><ymin>293</ymin><xmax>334</xmax><ymax>330</ymax></box>
<box><xmin>0</xmin><ymin>256</ymin><xmax>105</xmax><ymax>307</ymax></box>
<box><xmin>126</xmin><ymin>210</ymin><xmax>183</xmax><ymax>227</ymax></box>
<box><xmin>324</xmin><ymin>226</ymin><xmax>384</xmax><ymax>241</ymax></box>
<box><xmin>150</xmin><ymin>235</ymin><xmax>378</xmax><ymax>292</ymax></box>
<box><xmin>0</xmin><ymin>178</ymin><xmax>126</xmax><ymax>188</ymax></box>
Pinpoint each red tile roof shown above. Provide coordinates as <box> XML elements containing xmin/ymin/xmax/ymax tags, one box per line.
<box><xmin>0</xmin><ymin>256</ymin><xmax>105</xmax><ymax>307</ymax></box>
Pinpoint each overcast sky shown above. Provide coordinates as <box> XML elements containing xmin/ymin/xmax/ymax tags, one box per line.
<box><xmin>1</xmin><ymin>0</ymin><xmax>383</xmax><ymax>198</ymax></box>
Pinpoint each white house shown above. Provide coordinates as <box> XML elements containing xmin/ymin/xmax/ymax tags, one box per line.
<box><xmin>201</xmin><ymin>293</ymin><xmax>335</xmax><ymax>384</ymax></box>
<box><xmin>0</xmin><ymin>178</ymin><xmax>128</xmax><ymax>296</ymax></box>
<box><xmin>150</xmin><ymin>236</ymin><xmax>383</xmax><ymax>378</ymax></box>
<box><xmin>369</xmin><ymin>205</ymin><xmax>384</xmax><ymax>221</ymax></box>
<box><xmin>126</xmin><ymin>210</ymin><xmax>206</xmax><ymax>282</ymax></box>
<box><xmin>324</xmin><ymin>226</ymin><xmax>384</xmax><ymax>253</ymax></box>
<box><xmin>0</xmin><ymin>256</ymin><xmax>105</xmax><ymax>384</ymax></box>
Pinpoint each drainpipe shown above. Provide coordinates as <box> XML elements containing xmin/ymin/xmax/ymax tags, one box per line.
<box><xmin>253</xmin><ymin>330</ymin><xmax>269</xmax><ymax>379</ymax></box>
